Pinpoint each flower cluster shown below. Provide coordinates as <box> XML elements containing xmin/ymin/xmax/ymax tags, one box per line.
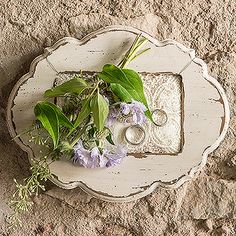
<box><xmin>73</xmin><ymin>140</ymin><xmax>127</xmax><ymax>168</ymax></box>
<box><xmin>107</xmin><ymin>101</ymin><xmax>147</xmax><ymax>126</ymax></box>
<box><xmin>73</xmin><ymin>101</ymin><xmax>146</xmax><ymax>169</ymax></box>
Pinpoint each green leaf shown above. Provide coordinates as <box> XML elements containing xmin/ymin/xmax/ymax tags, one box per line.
<box><xmin>44</xmin><ymin>77</ymin><xmax>87</xmax><ymax>97</ymax></box>
<box><xmin>106</xmin><ymin>133</ymin><xmax>115</xmax><ymax>145</ymax></box>
<box><xmin>42</xmin><ymin>102</ymin><xmax>74</xmax><ymax>130</ymax></box>
<box><xmin>74</xmin><ymin>98</ymin><xmax>91</xmax><ymax>129</ymax></box>
<box><xmin>98</xmin><ymin>64</ymin><xmax>153</xmax><ymax>121</ymax></box>
<box><xmin>122</xmin><ymin>69</ymin><xmax>153</xmax><ymax>120</ymax></box>
<box><xmin>122</xmin><ymin>69</ymin><xmax>143</xmax><ymax>90</ymax></box>
<box><xmin>110</xmin><ymin>83</ymin><xmax>132</xmax><ymax>102</ymax></box>
<box><xmin>34</xmin><ymin>102</ymin><xmax>59</xmax><ymax>148</ymax></box>
<box><xmin>98</xmin><ymin>64</ymin><xmax>134</xmax><ymax>89</ymax></box>
<box><xmin>90</xmin><ymin>92</ymin><xmax>109</xmax><ymax>131</ymax></box>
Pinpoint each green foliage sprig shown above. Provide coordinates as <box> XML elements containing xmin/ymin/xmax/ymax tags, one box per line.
<box><xmin>9</xmin><ymin>34</ymin><xmax>151</xmax><ymax>227</ymax></box>
<box><xmin>8</xmin><ymin>157</ymin><xmax>52</xmax><ymax>228</ymax></box>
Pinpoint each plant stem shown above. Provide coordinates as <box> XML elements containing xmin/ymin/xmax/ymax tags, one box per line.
<box><xmin>70</xmin><ymin>124</ymin><xmax>88</xmax><ymax>147</ymax></box>
<box><xmin>89</xmin><ymin>80</ymin><xmax>100</xmax><ymax>97</ymax></box>
<box><xmin>66</xmin><ymin>80</ymin><xmax>100</xmax><ymax>138</ymax></box>
<box><xmin>118</xmin><ymin>34</ymin><xmax>150</xmax><ymax>69</ymax></box>
<box><xmin>129</xmin><ymin>47</ymin><xmax>151</xmax><ymax>63</ymax></box>
<box><xmin>118</xmin><ymin>34</ymin><xmax>141</xmax><ymax>68</ymax></box>
<box><xmin>121</xmin><ymin>40</ymin><xmax>148</xmax><ymax>68</ymax></box>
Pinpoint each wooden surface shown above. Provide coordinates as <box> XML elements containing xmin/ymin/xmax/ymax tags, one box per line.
<box><xmin>7</xmin><ymin>26</ymin><xmax>230</xmax><ymax>202</ymax></box>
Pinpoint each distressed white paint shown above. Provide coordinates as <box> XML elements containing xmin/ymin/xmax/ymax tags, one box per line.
<box><xmin>7</xmin><ymin>26</ymin><xmax>230</xmax><ymax>202</ymax></box>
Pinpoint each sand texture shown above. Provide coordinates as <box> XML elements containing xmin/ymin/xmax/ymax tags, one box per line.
<box><xmin>0</xmin><ymin>0</ymin><xmax>236</xmax><ymax>235</ymax></box>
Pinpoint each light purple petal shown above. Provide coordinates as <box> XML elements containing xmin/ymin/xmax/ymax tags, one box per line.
<box><xmin>106</xmin><ymin>158</ymin><xmax>121</xmax><ymax>167</ymax></box>
<box><xmin>73</xmin><ymin>142</ymin><xmax>91</xmax><ymax>167</ymax></box>
<box><xmin>105</xmin><ymin>145</ymin><xmax>127</xmax><ymax>167</ymax></box>
<box><xmin>106</xmin><ymin>101</ymin><xmax>147</xmax><ymax>126</ymax></box>
<box><xmin>106</xmin><ymin>115</ymin><xmax>116</xmax><ymax>127</ymax></box>
<box><xmin>73</xmin><ymin>141</ymin><xmax>100</xmax><ymax>168</ymax></box>
<box><xmin>132</xmin><ymin>101</ymin><xmax>147</xmax><ymax>112</ymax></box>
<box><xmin>132</xmin><ymin>112</ymin><xmax>138</xmax><ymax>124</ymax></box>
<box><xmin>99</xmin><ymin>153</ymin><xmax>108</xmax><ymax>168</ymax></box>
<box><xmin>106</xmin><ymin>107</ymin><xmax>119</xmax><ymax>127</ymax></box>
<box><xmin>136</xmin><ymin>111</ymin><xmax>147</xmax><ymax>124</ymax></box>
<box><xmin>121</xmin><ymin>103</ymin><xmax>131</xmax><ymax>115</ymax></box>
<box><xmin>116</xmin><ymin>144</ymin><xmax>128</xmax><ymax>156</ymax></box>
<box><xmin>91</xmin><ymin>147</ymin><xmax>100</xmax><ymax>159</ymax></box>
<box><xmin>121</xmin><ymin>101</ymin><xmax>147</xmax><ymax>125</ymax></box>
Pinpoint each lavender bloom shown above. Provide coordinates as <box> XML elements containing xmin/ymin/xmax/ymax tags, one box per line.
<box><xmin>120</xmin><ymin>103</ymin><xmax>131</xmax><ymax>115</ymax></box>
<box><xmin>106</xmin><ymin>107</ymin><xmax>119</xmax><ymax>127</ymax></box>
<box><xmin>72</xmin><ymin>140</ymin><xmax>127</xmax><ymax>168</ymax></box>
<box><xmin>106</xmin><ymin>144</ymin><xmax>127</xmax><ymax>167</ymax></box>
<box><xmin>89</xmin><ymin>147</ymin><xmax>107</xmax><ymax>168</ymax></box>
<box><xmin>106</xmin><ymin>101</ymin><xmax>147</xmax><ymax>127</ymax></box>
<box><xmin>121</xmin><ymin>101</ymin><xmax>147</xmax><ymax>125</ymax></box>
<box><xmin>107</xmin><ymin>101</ymin><xmax>147</xmax><ymax>126</ymax></box>
<box><xmin>73</xmin><ymin>141</ymin><xmax>106</xmax><ymax>168</ymax></box>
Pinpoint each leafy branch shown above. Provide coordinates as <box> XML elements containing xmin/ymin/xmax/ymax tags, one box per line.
<box><xmin>9</xmin><ymin>34</ymin><xmax>152</xmax><ymax>228</ymax></box>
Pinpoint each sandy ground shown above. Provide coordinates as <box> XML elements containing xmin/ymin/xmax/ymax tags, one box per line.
<box><xmin>0</xmin><ymin>0</ymin><xmax>236</xmax><ymax>235</ymax></box>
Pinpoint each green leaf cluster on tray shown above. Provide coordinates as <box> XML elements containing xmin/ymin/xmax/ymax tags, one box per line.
<box><xmin>9</xmin><ymin>34</ymin><xmax>152</xmax><ymax>228</ymax></box>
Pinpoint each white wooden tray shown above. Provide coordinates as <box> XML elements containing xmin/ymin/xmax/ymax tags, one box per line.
<box><xmin>7</xmin><ymin>26</ymin><xmax>230</xmax><ymax>202</ymax></box>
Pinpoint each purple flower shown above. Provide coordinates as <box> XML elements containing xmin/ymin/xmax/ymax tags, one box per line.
<box><xmin>73</xmin><ymin>141</ymin><xmax>106</xmax><ymax>168</ymax></box>
<box><xmin>72</xmin><ymin>140</ymin><xmax>127</xmax><ymax>168</ymax></box>
<box><xmin>106</xmin><ymin>144</ymin><xmax>127</xmax><ymax>167</ymax></box>
<box><xmin>121</xmin><ymin>101</ymin><xmax>147</xmax><ymax>125</ymax></box>
<box><xmin>120</xmin><ymin>103</ymin><xmax>130</xmax><ymax>115</ymax></box>
<box><xmin>106</xmin><ymin>107</ymin><xmax>120</xmax><ymax>127</ymax></box>
<box><xmin>106</xmin><ymin>101</ymin><xmax>147</xmax><ymax>126</ymax></box>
